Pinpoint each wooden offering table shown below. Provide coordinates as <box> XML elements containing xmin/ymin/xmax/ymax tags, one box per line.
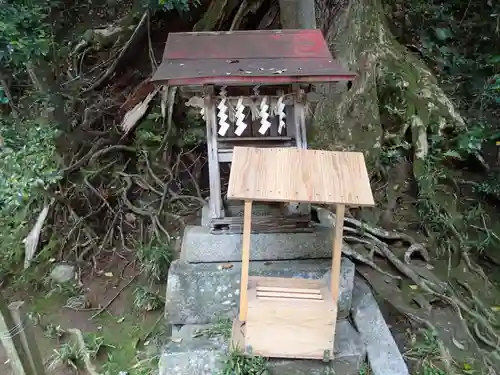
<box><xmin>228</xmin><ymin>147</ymin><xmax>375</xmax><ymax>360</ymax></box>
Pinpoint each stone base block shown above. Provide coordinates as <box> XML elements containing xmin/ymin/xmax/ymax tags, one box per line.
<box><xmin>166</xmin><ymin>258</ymin><xmax>355</xmax><ymax>324</ymax></box>
<box><xmin>160</xmin><ymin>320</ymin><xmax>366</xmax><ymax>375</ymax></box>
<box><xmin>181</xmin><ymin>225</ymin><xmax>352</xmax><ymax>263</ymax></box>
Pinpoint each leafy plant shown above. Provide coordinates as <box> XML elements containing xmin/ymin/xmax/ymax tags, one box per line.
<box><xmin>0</xmin><ymin>210</ymin><xmax>30</xmax><ymax>278</ymax></box>
<box><xmin>133</xmin><ymin>285</ymin><xmax>164</xmax><ymax>311</ymax></box>
<box><xmin>44</xmin><ymin>323</ymin><xmax>66</xmax><ymax>339</ymax></box>
<box><xmin>0</xmin><ymin>116</ymin><xmax>61</xmax><ymax>211</ymax></box>
<box><xmin>474</xmin><ymin>171</ymin><xmax>500</xmax><ymax>199</ymax></box>
<box><xmin>43</xmin><ymin>277</ymin><xmax>83</xmax><ymax>299</ymax></box>
<box><xmin>484</xmin><ymin>70</ymin><xmax>500</xmax><ymax>105</ymax></box>
<box><xmin>128</xmin><ymin>351</ymin><xmax>161</xmax><ymax>375</ymax></box>
<box><xmin>221</xmin><ymin>347</ymin><xmax>268</xmax><ymax>375</ymax></box>
<box><xmin>359</xmin><ymin>363</ymin><xmax>371</xmax><ymax>375</ymax></box>
<box><xmin>192</xmin><ymin>317</ymin><xmax>232</xmax><ymax>340</ymax></box>
<box><xmin>84</xmin><ymin>332</ymin><xmax>115</xmax><ymax>359</ymax></box>
<box><xmin>0</xmin><ymin>0</ymin><xmax>57</xmax><ymax>67</ymax></box>
<box><xmin>144</xmin><ymin>0</ymin><xmax>201</xmax><ymax>14</ymax></box>
<box><xmin>157</xmin><ymin>0</ymin><xmax>201</xmax><ymax>13</ymax></box>
<box><xmin>48</xmin><ymin>342</ymin><xmax>82</xmax><ymax>371</ymax></box>
<box><xmin>136</xmin><ymin>242</ymin><xmax>173</xmax><ymax>282</ymax></box>
<box><xmin>0</xmin><ymin>115</ymin><xmax>60</xmax><ymax>279</ymax></box>
<box><xmin>405</xmin><ymin>329</ymin><xmax>446</xmax><ymax>375</ymax></box>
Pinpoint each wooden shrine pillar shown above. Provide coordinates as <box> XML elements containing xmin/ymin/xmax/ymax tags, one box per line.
<box><xmin>203</xmin><ymin>87</ymin><xmax>224</xmax><ymax>219</ymax></box>
<box><xmin>228</xmin><ymin>147</ymin><xmax>375</xmax><ymax>360</ymax></box>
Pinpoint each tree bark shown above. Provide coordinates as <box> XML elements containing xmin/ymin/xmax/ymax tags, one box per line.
<box><xmin>278</xmin><ymin>0</ymin><xmax>475</xmax><ymax>262</ymax></box>
<box><xmin>280</xmin><ymin>4</ymin><xmax>500</xmax><ymax>372</ymax></box>
<box><xmin>278</xmin><ymin>0</ymin><xmax>316</xmax><ymax>28</ymax></box>
<box><xmin>282</xmin><ymin>0</ymin><xmax>466</xmax><ymax>179</ymax></box>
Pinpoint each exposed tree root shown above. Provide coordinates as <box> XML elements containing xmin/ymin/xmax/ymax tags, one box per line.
<box><xmin>50</xmin><ymin>129</ymin><xmax>207</xmax><ymax>268</ymax></box>
<box><xmin>313</xmin><ymin>205</ymin><xmax>500</xmax><ymax>371</ymax></box>
<box><xmin>81</xmin><ymin>11</ymin><xmax>149</xmax><ymax>94</ymax></box>
<box><xmin>405</xmin><ymin>316</ymin><xmax>457</xmax><ymax>375</ymax></box>
<box><xmin>66</xmin><ymin>328</ymin><xmax>100</xmax><ymax>375</ymax></box>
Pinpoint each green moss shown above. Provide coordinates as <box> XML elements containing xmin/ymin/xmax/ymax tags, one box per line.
<box><xmin>311</xmin><ymin>73</ymin><xmax>382</xmax><ymax>164</ymax></box>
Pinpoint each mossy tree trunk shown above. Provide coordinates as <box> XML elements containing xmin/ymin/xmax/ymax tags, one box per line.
<box><xmin>281</xmin><ymin>0</ymin><xmax>468</xmax><ymax>180</ymax></box>
<box><xmin>281</xmin><ymin>4</ymin><xmax>500</xmax><ymax>371</ymax></box>
<box><xmin>278</xmin><ymin>0</ymin><xmax>480</xmax><ymax>255</ymax></box>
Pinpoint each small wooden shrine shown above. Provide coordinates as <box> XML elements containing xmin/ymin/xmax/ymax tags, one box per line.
<box><xmin>151</xmin><ymin>29</ymin><xmax>356</xmax><ymax>234</ymax></box>
<box><xmin>228</xmin><ymin>146</ymin><xmax>375</xmax><ymax>359</ymax></box>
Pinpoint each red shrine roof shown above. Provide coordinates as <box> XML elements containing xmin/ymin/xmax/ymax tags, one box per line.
<box><xmin>151</xmin><ymin>29</ymin><xmax>356</xmax><ymax>86</ymax></box>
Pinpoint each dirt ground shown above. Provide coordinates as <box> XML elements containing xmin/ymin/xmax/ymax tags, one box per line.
<box><xmin>0</xmin><ymin>209</ymin><xmax>195</xmax><ymax>375</ymax></box>
<box><xmin>0</xmin><ymin>252</ymin><xmax>167</xmax><ymax>375</ymax></box>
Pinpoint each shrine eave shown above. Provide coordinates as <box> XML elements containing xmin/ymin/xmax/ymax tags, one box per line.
<box><xmin>150</xmin><ymin>29</ymin><xmax>356</xmax><ymax>86</ymax></box>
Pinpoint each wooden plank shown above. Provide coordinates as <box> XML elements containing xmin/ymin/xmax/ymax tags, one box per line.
<box><xmin>249</xmin><ymin>276</ymin><xmax>323</xmax><ymax>290</ymax></box>
<box><xmin>331</xmin><ymin>204</ymin><xmax>345</xmax><ymax>302</ymax></box>
<box><xmin>227</xmin><ymin>147</ymin><xmax>375</xmax><ymax>206</ymax></box>
<box><xmin>205</xmin><ymin>91</ymin><xmax>223</xmax><ymax>219</ymax></box>
<box><xmin>210</xmin><ymin>224</ymin><xmax>313</xmax><ymax>235</ymax></box>
<box><xmin>255</xmin><ymin>296</ymin><xmax>324</xmax><ymax>303</ymax></box>
<box><xmin>256</xmin><ymin>291</ymin><xmax>323</xmax><ymax>300</ymax></box>
<box><xmin>210</xmin><ymin>214</ymin><xmax>311</xmax><ymax>226</ymax></box>
<box><xmin>256</xmin><ymin>286</ymin><xmax>321</xmax><ymax>294</ymax></box>
<box><xmin>239</xmin><ymin>200</ymin><xmax>253</xmax><ymax>322</ymax></box>
<box><xmin>217</xmin><ymin>85</ymin><xmax>294</xmax><ymax>97</ymax></box>
<box><xmin>218</xmin><ymin>141</ymin><xmax>295</xmax><ymax>156</ymax></box>
<box><xmin>9</xmin><ymin>302</ymin><xmax>46</xmax><ymax>375</ymax></box>
<box><xmin>246</xmin><ymin>287</ymin><xmax>336</xmax><ymax>359</ymax></box>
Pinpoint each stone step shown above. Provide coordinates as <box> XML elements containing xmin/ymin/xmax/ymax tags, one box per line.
<box><xmin>159</xmin><ymin>320</ymin><xmax>366</xmax><ymax>375</ymax></box>
<box><xmin>181</xmin><ymin>225</ymin><xmax>352</xmax><ymax>263</ymax></box>
<box><xmin>351</xmin><ymin>278</ymin><xmax>410</xmax><ymax>375</ymax></box>
<box><xmin>165</xmin><ymin>258</ymin><xmax>355</xmax><ymax>325</ymax></box>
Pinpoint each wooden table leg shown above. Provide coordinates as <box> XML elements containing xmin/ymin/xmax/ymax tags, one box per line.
<box><xmin>239</xmin><ymin>200</ymin><xmax>253</xmax><ymax>322</ymax></box>
<box><xmin>330</xmin><ymin>204</ymin><xmax>345</xmax><ymax>302</ymax></box>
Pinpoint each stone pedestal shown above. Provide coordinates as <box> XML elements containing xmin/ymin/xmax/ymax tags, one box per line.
<box><xmin>160</xmin><ymin>224</ymin><xmax>410</xmax><ymax>375</ymax></box>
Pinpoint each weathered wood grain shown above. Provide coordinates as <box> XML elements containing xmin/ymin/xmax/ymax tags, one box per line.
<box><xmin>227</xmin><ymin>147</ymin><xmax>375</xmax><ymax>206</ymax></box>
